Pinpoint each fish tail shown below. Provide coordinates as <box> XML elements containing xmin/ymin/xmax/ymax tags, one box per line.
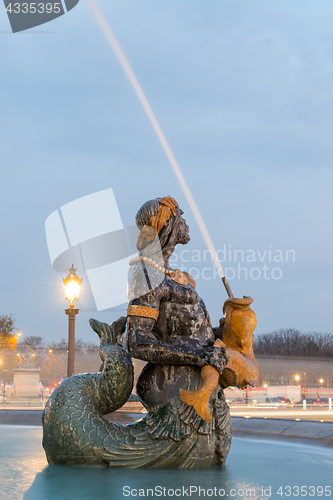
<box><xmin>180</xmin><ymin>388</ymin><xmax>212</xmax><ymax>423</ymax></box>
<box><xmin>180</xmin><ymin>387</ymin><xmax>205</xmax><ymax>405</ymax></box>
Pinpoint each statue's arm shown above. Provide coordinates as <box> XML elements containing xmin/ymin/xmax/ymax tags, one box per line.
<box><xmin>127</xmin><ymin>297</ymin><xmax>227</xmax><ymax>374</ymax></box>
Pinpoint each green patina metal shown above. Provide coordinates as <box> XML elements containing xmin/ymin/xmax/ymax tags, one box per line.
<box><xmin>42</xmin><ymin>316</ymin><xmax>232</xmax><ymax>468</ymax></box>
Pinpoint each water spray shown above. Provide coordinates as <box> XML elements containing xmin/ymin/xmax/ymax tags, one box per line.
<box><xmin>85</xmin><ymin>0</ymin><xmax>234</xmax><ymax>298</ymax></box>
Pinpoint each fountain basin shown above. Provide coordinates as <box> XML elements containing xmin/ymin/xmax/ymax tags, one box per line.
<box><xmin>0</xmin><ymin>421</ymin><xmax>332</xmax><ymax>500</ymax></box>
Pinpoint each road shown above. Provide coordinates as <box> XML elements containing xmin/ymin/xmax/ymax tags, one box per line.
<box><xmin>229</xmin><ymin>405</ymin><xmax>333</xmax><ymax>421</ymax></box>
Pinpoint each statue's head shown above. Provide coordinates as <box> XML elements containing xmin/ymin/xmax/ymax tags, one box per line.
<box><xmin>135</xmin><ymin>196</ymin><xmax>190</xmax><ymax>253</ymax></box>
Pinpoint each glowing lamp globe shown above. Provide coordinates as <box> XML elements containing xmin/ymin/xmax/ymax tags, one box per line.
<box><xmin>63</xmin><ymin>265</ymin><xmax>82</xmax><ymax>308</ymax></box>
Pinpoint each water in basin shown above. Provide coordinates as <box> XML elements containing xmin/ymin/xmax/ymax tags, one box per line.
<box><xmin>0</xmin><ymin>425</ymin><xmax>332</xmax><ymax>500</ymax></box>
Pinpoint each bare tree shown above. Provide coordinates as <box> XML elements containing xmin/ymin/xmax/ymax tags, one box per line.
<box><xmin>253</xmin><ymin>328</ymin><xmax>333</xmax><ymax>357</ymax></box>
<box><xmin>18</xmin><ymin>336</ymin><xmax>43</xmax><ymax>350</ymax></box>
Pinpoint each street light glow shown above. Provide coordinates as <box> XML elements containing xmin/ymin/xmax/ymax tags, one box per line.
<box><xmin>63</xmin><ymin>265</ymin><xmax>82</xmax><ymax>308</ymax></box>
<box><xmin>12</xmin><ymin>328</ymin><xmax>22</xmax><ymax>338</ymax></box>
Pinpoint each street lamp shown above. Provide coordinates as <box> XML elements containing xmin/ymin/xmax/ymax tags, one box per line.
<box><xmin>63</xmin><ymin>265</ymin><xmax>82</xmax><ymax>378</ymax></box>
<box><xmin>12</xmin><ymin>329</ymin><xmax>22</xmax><ymax>345</ymax></box>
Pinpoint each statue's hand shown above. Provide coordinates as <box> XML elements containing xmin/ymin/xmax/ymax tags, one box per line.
<box><xmin>203</xmin><ymin>345</ymin><xmax>229</xmax><ymax>375</ymax></box>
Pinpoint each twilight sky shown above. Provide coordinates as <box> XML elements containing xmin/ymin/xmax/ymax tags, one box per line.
<box><xmin>0</xmin><ymin>0</ymin><xmax>332</xmax><ymax>344</ymax></box>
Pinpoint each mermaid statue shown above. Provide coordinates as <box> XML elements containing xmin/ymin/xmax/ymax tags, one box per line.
<box><xmin>42</xmin><ymin>196</ymin><xmax>261</xmax><ymax>468</ymax></box>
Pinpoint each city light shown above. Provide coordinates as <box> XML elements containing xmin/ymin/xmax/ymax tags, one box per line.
<box><xmin>63</xmin><ymin>265</ymin><xmax>82</xmax><ymax>308</ymax></box>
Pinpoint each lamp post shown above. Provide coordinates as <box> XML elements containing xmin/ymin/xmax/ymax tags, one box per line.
<box><xmin>63</xmin><ymin>265</ymin><xmax>82</xmax><ymax>378</ymax></box>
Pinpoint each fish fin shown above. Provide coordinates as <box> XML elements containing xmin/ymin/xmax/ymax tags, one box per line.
<box><xmin>180</xmin><ymin>389</ymin><xmax>212</xmax><ymax>423</ymax></box>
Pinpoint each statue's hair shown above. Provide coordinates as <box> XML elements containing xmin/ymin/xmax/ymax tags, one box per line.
<box><xmin>135</xmin><ymin>199</ymin><xmax>160</xmax><ymax>228</ymax></box>
<box><xmin>135</xmin><ymin>197</ymin><xmax>181</xmax><ymax>252</ymax></box>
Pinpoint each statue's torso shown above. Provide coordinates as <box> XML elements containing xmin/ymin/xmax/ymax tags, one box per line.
<box><xmin>153</xmin><ymin>274</ymin><xmax>215</xmax><ymax>347</ymax></box>
<box><xmin>132</xmin><ymin>273</ymin><xmax>217</xmax><ymax>409</ymax></box>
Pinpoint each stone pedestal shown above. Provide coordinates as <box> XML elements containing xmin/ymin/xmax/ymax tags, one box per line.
<box><xmin>13</xmin><ymin>365</ymin><xmax>41</xmax><ymax>399</ymax></box>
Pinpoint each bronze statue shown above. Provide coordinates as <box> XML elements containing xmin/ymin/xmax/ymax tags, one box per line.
<box><xmin>42</xmin><ymin>196</ymin><xmax>261</xmax><ymax>468</ymax></box>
